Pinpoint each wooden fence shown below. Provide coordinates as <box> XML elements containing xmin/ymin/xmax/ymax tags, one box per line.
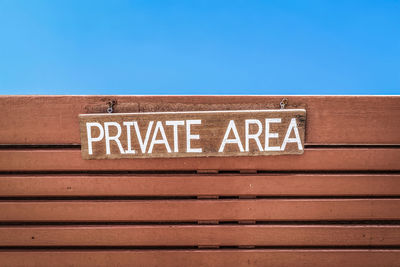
<box><xmin>0</xmin><ymin>96</ymin><xmax>399</xmax><ymax>266</ymax></box>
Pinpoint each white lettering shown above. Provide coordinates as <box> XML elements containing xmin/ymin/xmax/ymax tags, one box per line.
<box><xmin>133</xmin><ymin>121</ymin><xmax>153</xmax><ymax>154</ymax></box>
<box><xmin>123</xmin><ymin>122</ymin><xmax>136</xmax><ymax>154</ymax></box>
<box><xmin>166</xmin><ymin>120</ymin><xmax>185</xmax><ymax>152</ymax></box>
<box><xmin>86</xmin><ymin>122</ymin><xmax>104</xmax><ymax>155</ymax></box>
<box><xmin>245</xmin><ymin>119</ymin><xmax>263</xmax><ymax>152</ymax></box>
<box><xmin>219</xmin><ymin>120</ymin><xmax>244</xmax><ymax>152</ymax></box>
<box><xmin>148</xmin><ymin>121</ymin><xmax>172</xmax><ymax>153</ymax></box>
<box><xmin>265</xmin><ymin>118</ymin><xmax>281</xmax><ymax>151</ymax></box>
<box><xmin>186</xmin><ymin>120</ymin><xmax>202</xmax><ymax>153</ymax></box>
<box><xmin>104</xmin><ymin>122</ymin><xmax>125</xmax><ymax>155</ymax></box>
<box><xmin>281</xmin><ymin>118</ymin><xmax>303</xmax><ymax>151</ymax></box>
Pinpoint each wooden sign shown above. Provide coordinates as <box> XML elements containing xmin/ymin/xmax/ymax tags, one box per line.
<box><xmin>79</xmin><ymin>109</ymin><xmax>306</xmax><ymax>159</ymax></box>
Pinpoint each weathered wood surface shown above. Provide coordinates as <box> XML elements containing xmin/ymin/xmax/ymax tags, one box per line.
<box><xmin>1</xmin><ymin>199</ymin><xmax>398</xmax><ymax>222</ymax></box>
<box><xmin>1</xmin><ymin>174</ymin><xmax>400</xmax><ymax>197</ymax></box>
<box><xmin>1</xmin><ymin>96</ymin><xmax>400</xmax><ymax>145</ymax></box>
<box><xmin>1</xmin><ymin>148</ymin><xmax>399</xmax><ymax>171</ymax></box>
<box><xmin>1</xmin><ymin>250</ymin><xmax>399</xmax><ymax>267</ymax></box>
<box><xmin>80</xmin><ymin>109</ymin><xmax>306</xmax><ymax>159</ymax></box>
<box><xmin>1</xmin><ymin>225</ymin><xmax>399</xmax><ymax>246</ymax></box>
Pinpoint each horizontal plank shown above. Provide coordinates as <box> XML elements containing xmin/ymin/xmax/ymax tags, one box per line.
<box><xmin>1</xmin><ymin>174</ymin><xmax>400</xmax><ymax>197</ymax></box>
<box><xmin>1</xmin><ymin>96</ymin><xmax>400</xmax><ymax>145</ymax></box>
<box><xmin>0</xmin><ymin>148</ymin><xmax>399</xmax><ymax>171</ymax></box>
<box><xmin>0</xmin><ymin>199</ymin><xmax>399</xmax><ymax>222</ymax></box>
<box><xmin>1</xmin><ymin>225</ymin><xmax>399</xmax><ymax>247</ymax></box>
<box><xmin>0</xmin><ymin>250</ymin><xmax>399</xmax><ymax>267</ymax></box>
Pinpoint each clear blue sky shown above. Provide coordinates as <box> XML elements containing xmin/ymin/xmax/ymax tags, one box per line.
<box><xmin>0</xmin><ymin>0</ymin><xmax>399</xmax><ymax>95</ymax></box>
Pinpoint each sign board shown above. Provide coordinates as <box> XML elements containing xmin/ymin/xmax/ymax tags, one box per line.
<box><xmin>79</xmin><ymin>109</ymin><xmax>306</xmax><ymax>159</ymax></box>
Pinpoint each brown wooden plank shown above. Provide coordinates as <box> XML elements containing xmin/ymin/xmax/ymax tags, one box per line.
<box><xmin>1</xmin><ymin>225</ymin><xmax>399</xmax><ymax>247</ymax></box>
<box><xmin>0</xmin><ymin>148</ymin><xmax>399</xmax><ymax>171</ymax></box>
<box><xmin>0</xmin><ymin>199</ymin><xmax>398</xmax><ymax>222</ymax></box>
<box><xmin>0</xmin><ymin>250</ymin><xmax>399</xmax><ymax>267</ymax></box>
<box><xmin>79</xmin><ymin>109</ymin><xmax>306</xmax><ymax>159</ymax></box>
<box><xmin>1</xmin><ymin>96</ymin><xmax>400</xmax><ymax>145</ymax></box>
<box><xmin>1</xmin><ymin>174</ymin><xmax>400</xmax><ymax>197</ymax></box>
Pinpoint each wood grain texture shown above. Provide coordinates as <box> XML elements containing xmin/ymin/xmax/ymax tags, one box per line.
<box><xmin>0</xmin><ymin>250</ymin><xmax>399</xmax><ymax>267</ymax></box>
<box><xmin>0</xmin><ymin>199</ymin><xmax>399</xmax><ymax>222</ymax></box>
<box><xmin>2</xmin><ymin>95</ymin><xmax>399</xmax><ymax>266</ymax></box>
<box><xmin>79</xmin><ymin>109</ymin><xmax>306</xmax><ymax>159</ymax></box>
<box><xmin>1</xmin><ymin>225</ymin><xmax>399</xmax><ymax>246</ymax></box>
<box><xmin>1</xmin><ymin>174</ymin><xmax>400</xmax><ymax>197</ymax></box>
<box><xmin>1</xmin><ymin>148</ymin><xmax>399</xmax><ymax>171</ymax></box>
<box><xmin>1</xmin><ymin>96</ymin><xmax>399</xmax><ymax>145</ymax></box>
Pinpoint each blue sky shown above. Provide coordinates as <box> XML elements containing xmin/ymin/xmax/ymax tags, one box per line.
<box><xmin>0</xmin><ymin>0</ymin><xmax>399</xmax><ymax>95</ymax></box>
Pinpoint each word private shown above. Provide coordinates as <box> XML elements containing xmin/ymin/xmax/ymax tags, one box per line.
<box><xmin>79</xmin><ymin>109</ymin><xmax>306</xmax><ymax>159</ymax></box>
